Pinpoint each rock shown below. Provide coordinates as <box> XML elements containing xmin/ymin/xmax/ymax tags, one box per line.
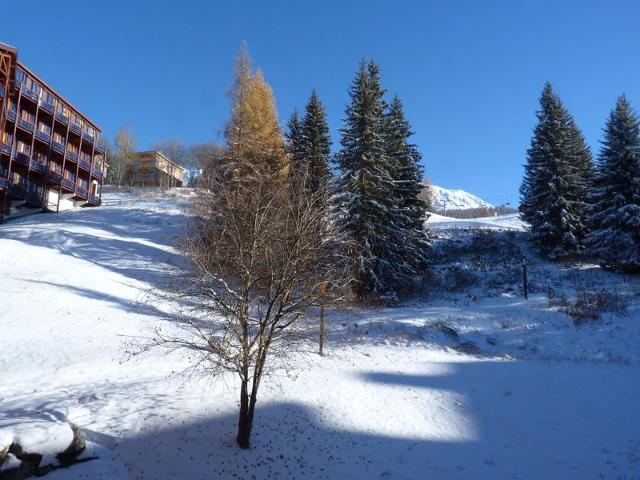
<box><xmin>56</xmin><ymin>423</ymin><xmax>86</xmax><ymax>466</ymax></box>
<box><xmin>432</xmin><ymin>322</ymin><xmax>460</xmax><ymax>342</ymax></box>
<box><xmin>456</xmin><ymin>341</ymin><xmax>484</xmax><ymax>355</ymax></box>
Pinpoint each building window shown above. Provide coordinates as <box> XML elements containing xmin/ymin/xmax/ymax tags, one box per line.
<box><xmin>16</xmin><ymin>141</ymin><xmax>31</xmax><ymax>155</ymax></box>
<box><xmin>35</xmin><ymin>151</ymin><xmax>47</xmax><ymax>165</ymax></box>
<box><xmin>20</xmin><ymin>110</ymin><xmax>35</xmax><ymax>124</ymax></box>
<box><xmin>38</xmin><ymin>122</ymin><xmax>51</xmax><ymax>136</ymax></box>
<box><xmin>67</xmin><ymin>142</ymin><xmax>78</xmax><ymax>154</ymax></box>
<box><xmin>15</xmin><ymin>69</ymin><xmax>26</xmax><ymax>83</ymax></box>
<box><xmin>53</xmin><ymin>132</ymin><xmax>65</xmax><ymax>144</ymax></box>
<box><xmin>1</xmin><ymin>131</ymin><xmax>12</xmax><ymax>145</ymax></box>
<box><xmin>49</xmin><ymin>160</ymin><xmax>61</xmax><ymax>174</ymax></box>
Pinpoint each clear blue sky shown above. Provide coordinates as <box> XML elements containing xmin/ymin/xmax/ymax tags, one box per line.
<box><xmin>3</xmin><ymin>0</ymin><xmax>639</xmax><ymax>205</ymax></box>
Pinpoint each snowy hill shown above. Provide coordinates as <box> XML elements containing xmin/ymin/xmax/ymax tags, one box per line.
<box><xmin>1</xmin><ymin>190</ymin><xmax>639</xmax><ymax>479</ymax></box>
<box><xmin>430</xmin><ymin>185</ymin><xmax>493</xmax><ymax>210</ymax></box>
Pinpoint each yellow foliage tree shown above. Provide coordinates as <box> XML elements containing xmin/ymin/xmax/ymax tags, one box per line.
<box><xmin>225</xmin><ymin>43</ymin><xmax>287</xmax><ymax>175</ymax></box>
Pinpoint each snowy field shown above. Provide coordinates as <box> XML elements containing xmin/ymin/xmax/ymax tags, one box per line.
<box><xmin>1</xmin><ymin>189</ymin><xmax>639</xmax><ymax>479</ymax></box>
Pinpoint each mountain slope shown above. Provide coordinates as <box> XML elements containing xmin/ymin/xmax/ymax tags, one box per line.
<box><xmin>430</xmin><ymin>185</ymin><xmax>493</xmax><ymax>210</ymax></box>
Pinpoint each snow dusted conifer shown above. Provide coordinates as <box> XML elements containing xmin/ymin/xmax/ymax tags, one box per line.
<box><xmin>383</xmin><ymin>95</ymin><xmax>430</xmax><ymax>272</ymax></box>
<box><xmin>300</xmin><ymin>90</ymin><xmax>332</xmax><ymax>193</ymax></box>
<box><xmin>285</xmin><ymin>109</ymin><xmax>305</xmax><ymax>175</ymax></box>
<box><xmin>586</xmin><ymin>96</ymin><xmax>640</xmax><ymax>271</ymax></box>
<box><xmin>519</xmin><ymin>82</ymin><xmax>593</xmax><ymax>258</ymax></box>
<box><xmin>335</xmin><ymin>60</ymin><xmax>414</xmax><ymax>300</ymax></box>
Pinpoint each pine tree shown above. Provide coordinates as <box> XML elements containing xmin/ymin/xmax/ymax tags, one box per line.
<box><xmin>586</xmin><ymin>95</ymin><xmax>640</xmax><ymax>271</ymax></box>
<box><xmin>335</xmin><ymin>60</ymin><xmax>413</xmax><ymax>300</ymax></box>
<box><xmin>383</xmin><ymin>95</ymin><xmax>430</xmax><ymax>271</ymax></box>
<box><xmin>300</xmin><ymin>90</ymin><xmax>332</xmax><ymax>193</ymax></box>
<box><xmin>519</xmin><ymin>82</ymin><xmax>593</xmax><ymax>258</ymax></box>
<box><xmin>285</xmin><ymin>109</ymin><xmax>304</xmax><ymax>175</ymax></box>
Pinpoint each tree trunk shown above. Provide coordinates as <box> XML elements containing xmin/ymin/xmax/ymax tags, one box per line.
<box><xmin>236</xmin><ymin>380</ymin><xmax>258</xmax><ymax>449</ymax></box>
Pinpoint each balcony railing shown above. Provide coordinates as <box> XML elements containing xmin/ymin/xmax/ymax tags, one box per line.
<box><xmin>66</xmin><ymin>151</ymin><xmax>78</xmax><ymax>162</ymax></box>
<box><xmin>30</xmin><ymin>161</ymin><xmax>46</xmax><ymax>174</ymax></box>
<box><xmin>35</xmin><ymin>131</ymin><xmax>51</xmax><ymax>144</ymax></box>
<box><xmin>26</xmin><ymin>191</ymin><xmax>43</xmax><ymax>205</ymax></box>
<box><xmin>83</xmin><ymin>133</ymin><xmax>94</xmax><ymax>145</ymax></box>
<box><xmin>52</xmin><ymin>141</ymin><xmax>65</xmax><ymax>154</ymax></box>
<box><xmin>55</xmin><ymin>112</ymin><xmax>68</xmax><ymax>125</ymax></box>
<box><xmin>14</xmin><ymin>79</ymin><xmax>21</xmax><ymax>91</ymax></box>
<box><xmin>1</xmin><ymin>144</ymin><xmax>10</xmax><ymax>155</ymax></box>
<box><xmin>76</xmin><ymin>187</ymin><xmax>88</xmax><ymax>198</ymax></box>
<box><xmin>0</xmin><ymin>177</ymin><xmax>8</xmax><ymax>189</ymax></box>
<box><xmin>6</xmin><ymin>110</ymin><xmax>16</xmax><ymax>122</ymax></box>
<box><xmin>69</xmin><ymin>123</ymin><xmax>82</xmax><ymax>135</ymax></box>
<box><xmin>13</xmin><ymin>152</ymin><xmax>31</xmax><ymax>167</ymax></box>
<box><xmin>62</xmin><ymin>178</ymin><xmax>75</xmax><ymax>191</ymax></box>
<box><xmin>21</xmin><ymin>87</ymin><xmax>39</xmax><ymax>102</ymax></box>
<box><xmin>17</xmin><ymin>118</ymin><xmax>35</xmax><ymax>133</ymax></box>
<box><xmin>94</xmin><ymin>143</ymin><xmax>104</xmax><ymax>154</ymax></box>
<box><xmin>47</xmin><ymin>171</ymin><xmax>62</xmax><ymax>184</ymax></box>
<box><xmin>9</xmin><ymin>183</ymin><xmax>26</xmax><ymax>197</ymax></box>
<box><xmin>92</xmin><ymin>168</ymin><xmax>104</xmax><ymax>179</ymax></box>
<box><xmin>0</xmin><ymin>84</ymin><xmax>4</xmax><ymax>98</ymax></box>
<box><xmin>40</xmin><ymin>102</ymin><xmax>54</xmax><ymax>114</ymax></box>
<box><xmin>79</xmin><ymin>159</ymin><xmax>91</xmax><ymax>171</ymax></box>
<box><xmin>88</xmin><ymin>194</ymin><xmax>101</xmax><ymax>205</ymax></box>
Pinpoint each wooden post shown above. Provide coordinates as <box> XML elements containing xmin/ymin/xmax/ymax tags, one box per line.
<box><xmin>319</xmin><ymin>282</ymin><xmax>326</xmax><ymax>356</ymax></box>
<box><xmin>522</xmin><ymin>257</ymin><xmax>529</xmax><ymax>300</ymax></box>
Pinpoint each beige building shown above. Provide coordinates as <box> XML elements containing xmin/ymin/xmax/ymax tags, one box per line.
<box><xmin>126</xmin><ymin>150</ymin><xmax>185</xmax><ymax>188</ymax></box>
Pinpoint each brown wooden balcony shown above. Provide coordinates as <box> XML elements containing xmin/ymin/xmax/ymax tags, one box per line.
<box><xmin>61</xmin><ymin>178</ymin><xmax>75</xmax><ymax>192</ymax></box>
<box><xmin>76</xmin><ymin>186</ymin><xmax>88</xmax><ymax>199</ymax></box>
<box><xmin>52</xmin><ymin>141</ymin><xmax>65</xmax><ymax>154</ymax></box>
<box><xmin>13</xmin><ymin>152</ymin><xmax>30</xmax><ymax>167</ymax></box>
<box><xmin>69</xmin><ymin>123</ymin><xmax>82</xmax><ymax>136</ymax></box>
<box><xmin>5</xmin><ymin>110</ymin><xmax>16</xmax><ymax>122</ymax></box>
<box><xmin>1</xmin><ymin>143</ymin><xmax>10</xmax><ymax>156</ymax></box>
<box><xmin>30</xmin><ymin>160</ymin><xmax>46</xmax><ymax>175</ymax></box>
<box><xmin>35</xmin><ymin>130</ymin><xmax>51</xmax><ymax>145</ymax></box>
<box><xmin>79</xmin><ymin>159</ymin><xmax>91</xmax><ymax>171</ymax></box>
<box><xmin>54</xmin><ymin>112</ymin><xmax>68</xmax><ymax>125</ymax></box>
<box><xmin>47</xmin><ymin>170</ymin><xmax>62</xmax><ymax>185</ymax></box>
<box><xmin>0</xmin><ymin>177</ymin><xmax>8</xmax><ymax>190</ymax></box>
<box><xmin>17</xmin><ymin>118</ymin><xmax>35</xmax><ymax>133</ymax></box>
<box><xmin>39</xmin><ymin>102</ymin><xmax>54</xmax><ymax>114</ymax></box>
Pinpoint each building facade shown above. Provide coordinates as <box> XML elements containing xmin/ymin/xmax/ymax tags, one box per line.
<box><xmin>126</xmin><ymin>151</ymin><xmax>185</xmax><ymax>188</ymax></box>
<box><xmin>0</xmin><ymin>43</ymin><xmax>106</xmax><ymax>222</ymax></box>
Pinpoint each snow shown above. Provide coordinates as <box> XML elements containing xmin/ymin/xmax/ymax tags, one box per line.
<box><xmin>427</xmin><ymin>212</ymin><xmax>525</xmax><ymax>231</ymax></box>
<box><xmin>430</xmin><ymin>185</ymin><xmax>493</xmax><ymax>210</ymax></box>
<box><xmin>0</xmin><ymin>189</ymin><xmax>639</xmax><ymax>479</ymax></box>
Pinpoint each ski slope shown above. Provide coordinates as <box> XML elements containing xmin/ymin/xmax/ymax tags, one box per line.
<box><xmin>0</xmin><ymin>190</ymin><xmax>638</xmax><ymax>479</ymax></box>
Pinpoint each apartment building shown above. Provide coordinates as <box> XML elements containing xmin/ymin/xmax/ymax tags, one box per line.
<box><xmin>0</xmin><ymin>43</ymin><xmax>106</xmax><ymax>222</ymax></box>
<box><xmin>126</xmin><ymin>151</ymin><xmax>185</xmax><ymax>188</ymax></box>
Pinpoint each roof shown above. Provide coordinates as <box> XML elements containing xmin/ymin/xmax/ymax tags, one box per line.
<box><xmin>135</xmin><ymin>151</ymin><xmax>187</xmax><ymax>172</ymax></box>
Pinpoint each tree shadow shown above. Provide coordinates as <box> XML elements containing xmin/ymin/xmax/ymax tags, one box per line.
<box><xmin>64</xmin><ymin>358</ymin><xmax>639</xmax><ymax>479</ymax></box>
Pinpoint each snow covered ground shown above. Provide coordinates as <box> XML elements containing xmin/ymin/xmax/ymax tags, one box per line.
<box><xmin>1</xmin><ymin>190</ymin><xmax>638</xmax><ymax>479</ymax></box>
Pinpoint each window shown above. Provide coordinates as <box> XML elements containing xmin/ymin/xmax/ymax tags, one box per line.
<box><xmin>15</xmin><ymin>69</ymin><xmax>26</xmax><ymax>83</ymax></box>
<box><xmin>7</xmin><ymin>100</ymin><xmax>16</xmax><ymax>113</ymax></box>
<box><xmin>80</xmin><ymin>151</ymin><xmax>91</xmax><ymax>163</ymax></box>
<box><xmin>35</xmin><ymin>151</ymin><xmax>47</xmax><ymax>165</ymax></box>
<box><xmin>38</xmin><ymin>122</ymin><xmax>51</xmax><ymax>136</ymax></box>
<box><xmin>16</xmin><ymin>141</ymin><xmax>31</xmax><ymax>155</ymax></box>
<box><xmin>1</xmin><ymin>131</ymin><xmax>12</xmax><ymax>145</ymax></box>
<box><xmin>49</xmin><ymin>160</ymin><xmax>61</xmax><ymax>174</ymax></box>
<box><xmin>64</xmin><ymin>170</ymin><xmax>75</xmax><ymax>181</ymax></box>
<box><xmin>44</xmin><ymin>91</ymin><xmax>55</xmax><ymax>106</ymax></box>
<box><xmin>20</xmin><ymin>110</ymin><xmax>35</xmax><ymax>124</ymax></box>
<box><xmin>53</xmin><ymin>132</ymin><xmax>65</xmax><ymax>144</ymax></box>
<box><xmin>86</xmin><ymin>126</ymin><xmax>95</xmax><ymax>138</ymax></box>
<box><xmin>67</xmin><ymin>142</ymin><xmax>78</xmax><ymax>154</ymax></box>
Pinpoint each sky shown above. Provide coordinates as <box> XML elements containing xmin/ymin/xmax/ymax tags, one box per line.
<box><xmin>2</xmin><ymin>0</ymin><xmax>639</xmax><ymax>205</ymax></box>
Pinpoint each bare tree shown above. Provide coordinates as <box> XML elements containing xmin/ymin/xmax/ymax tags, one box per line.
<box><xmin>148</xmin><ymin>165</ymin><xmax>354</xmax><ymax>449</ymax></box>
<box><xmin>107</xmin><ymin>126</ymin><xmax>136</xmax><ymax>187</ymax></box>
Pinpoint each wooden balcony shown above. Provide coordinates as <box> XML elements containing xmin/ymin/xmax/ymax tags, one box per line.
<box><xmin>66</xmin><ymin>151</ymin><xmax>78</xmax><ymax>163</ymax></box>
<box><xmin>61</xmin><ymin>178</ymin><xmax>75</xmax><ymax>192</ymax></box>
<box><xmin>83</xmin><ymin>133</ymin><xmax>94</xmax><ymax>145</ymax></box>
<box><xmin>1</xmin><ymin>144</ymin><xmax>10</xmax><ymax>155</ymax></box>
<box><xmin>35</xmin><ymin>130</ymin><xmax>51</xmax><ymax>145</ymax></box>
<box><xmin>30</xmin><ymin>160</ymin><xmax>46</xmax><ymax>175</ymax></box>
<box><xmin>0</xmin><ymin>84</ymin><xmax>4</xmax><ymax>98</ymax></box>
<box><xmin>13</xmin><ymin>152</ymin><xmax>30</xmax><ymax>167</ymax></box>
<box><xmin>17</xmin><ymin>118</ymin><xmax>35</xmax><ymax>133</ymax></box>
<box><xmin>88</xmin><ymin>194</ymin><xmax>101</xmax><ymax>206</ymax></box>
<box><xmin>76</xmin><ymin>186</ymin><xmax>88</xmax><ymax>199</ymax></box>
<box><xmin>5</xmin><ymin>110</ymin><xmax>16</xmax><ymax>122</ymax></box>
<box><xmin>92</xmin><ymin>168</ymin><xmax>103</xmax><ymax>179</ymax></box>
<box><xmin>69</xmin><ymin>123</ymin><xmax>82</xmax><ymax>136</ymax></box>
<box><xmin>47</xmin><ymin>170</ymin><xmax>62</xmax><ymax>185</ymax></box>
<box><xmin>54</xmin><ymin>112</ymin><xmax>68</xmax><ymax>125</ymax></box>
<box><xmin>52</xmin><ymin>141</ymin><xmax>65</xmax><ymax>154</ymax></box>
<box><xmin>79</xmin><ymin>159</ymin><xmax>91</xmax><ymax>171</ymax></box>
<box><xmin>21</xmin><ymin>87</ymin><xmax>39</xmax><ymax>103</ymax></box>
<box><xmin>0</xmin><ymin>177</ymin><xmax>8</xmax><ymax>190</ymax></box>
<box><xmin>40</xmin><ymin>102</ymin><xmax>54</xmax><ymax>114</ymax></box>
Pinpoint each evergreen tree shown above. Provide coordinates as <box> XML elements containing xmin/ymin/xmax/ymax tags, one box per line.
<box><xmin>300</xmin><ymin>90</ymin><xmax>332</xmax><ymax>193</ymax></box>
<box><xmin>285</xmin><ymin>109</ymin><xmax>304</xmax><ymax>174</ymax></box>
<box><xmin>335</xmin><ymin>60</ymin><xmax>414</xmax><ymax>300</ymax></box>
<box><xmin>519</xmin><ymin>82</ymin><xmax>593</xmax><ymax>258</ymax></box>
<box><xmin>586</xmin><ymin>96</ymin><xmax>640</xmax><ymax>271</ymax></box>
<box><xmin>383</xmin><ymin>95</ymin><xmax>430</xmax><ymax>270</ymax></box>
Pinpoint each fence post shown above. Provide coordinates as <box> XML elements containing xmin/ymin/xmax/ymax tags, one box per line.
<box><xmin>319</xmin><ymin>282</ymin><xmax>326</xmax><ymax>356</ymax></box>
<box><xmin>522</xmin><ymin>257</ymin><xmax>529</xmax><ymax>300</ymax></box>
